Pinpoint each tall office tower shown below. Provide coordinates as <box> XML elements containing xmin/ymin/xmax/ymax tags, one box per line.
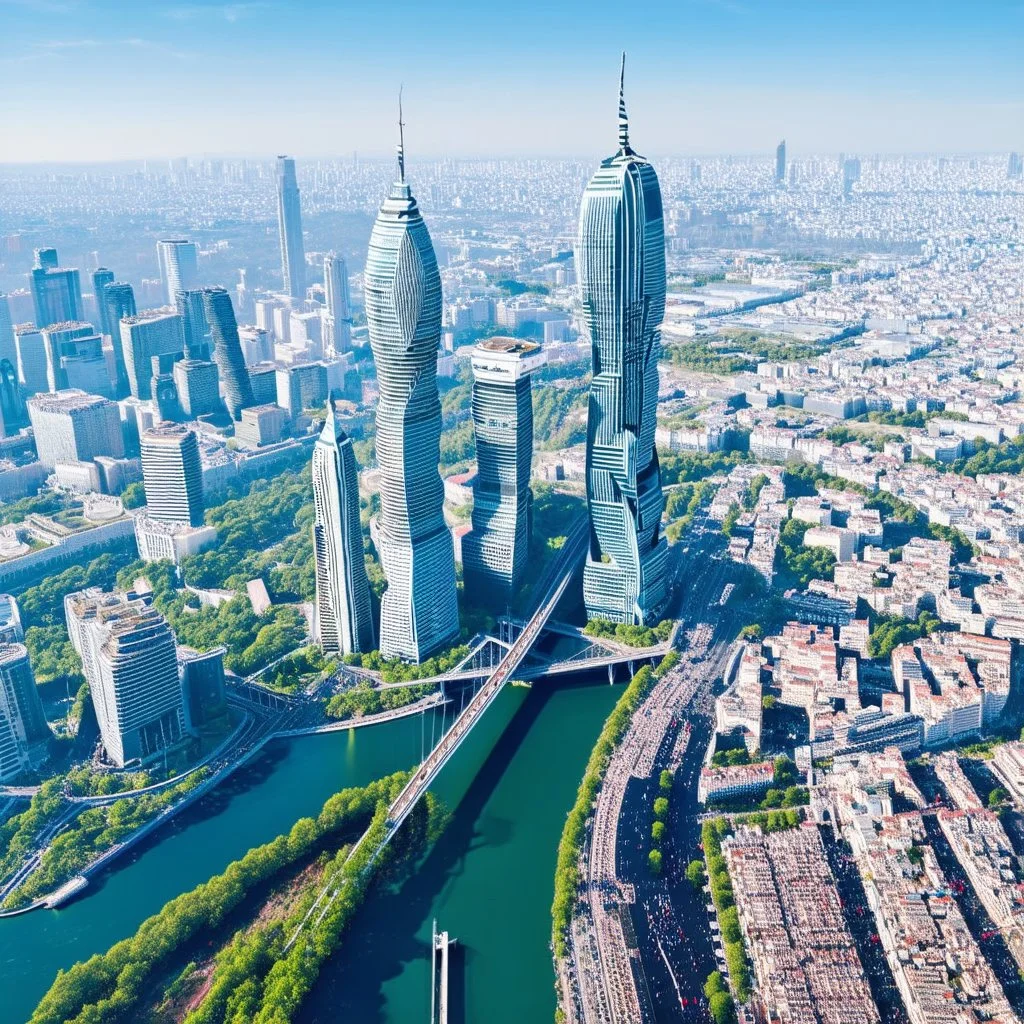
<box><xmin>26</xmin><ymin>390</ymin><xmax>124</xmax><ymax>468</ymax></box>
<box><xmin>462</xmin><ymin>338</ymin><xmax>544</xmax><ymax>606</ymax></box>
<box><xmin>237</xmin><ymin>325</ymin><xmax>272</xmax><ymax>365</ymax></box>
<box><xmin>0</xmin><ymin>293</ymin><xmax>15</xmax><ymax>368</ymax></box>
<box><xmin>248</xmin><ymin>362</ymin><xmax>278</xmax><ymax>405</ymax></box>
<box><xmin>1008</xmin><ymin>152</ymin><xmax>1023</xmax><ymax>181</ymax></box>
<box><xmin>276</xmin><ymin>156</ymin><xmax>306</xmax><ymax>300</ymax></box>
<box><xmin>775</xmin><ymin>139</ymin><xmax>786</xmax><ymax>182</ymax></box>
<box><xmin>30</xmin><ymin>257</ymin><xmax>83</xmax><ymax>329</ymax></box>
<box><xmin>41</xmin><ymin>321</ymin><xmax>111</xmax><ymax>397</ymax></box>
<box><xmin>91</xmin><ymin>268</ymin><xmax>114</xmax><ymax>325</ymax></box>
<box><xmin>311</xmin><ymin>403</ymin><xmax>374</xmax><ymax>655</ymax></box>
<box><xmin>323</xmin><ymin>253</ymin><xmax>352</xmax><ymax>355</ymax></box>
<box><xmin>13</xmin><ymin>325</ymin><xmax>48</xmax><ymax>396</ymax></box>
<box><xmin>275</xmin><ymin>361</ymin><xmax>328</xmax><ymax>418</ymax></box>
<box><xmin>141</xmin><ymin>425</ymin><xmax>204</xmax><ymax>526</ymax></box>
<box><xmin>364</xmin><ymin>117</ymin><xmax>459</xmax><ymax>662</ymax></box>
<box><xmin>576</xmin><ymin>57</ymin><xmax>668</xmax><ymax>625</ymax></box>
<box><xmin>120</xmin><ymin>311</ymin><xmax>185</xmax><ymax>399</ymax></box>
<box><xmin>156</xmin><ymin>239</ymin><xmax>199</xmax><ymax>305</ymax></box>
<box><xmin>64</xmin><ymin>589</ymin><xmax>186</xmax><ymax>767</ymax></box>
<box><xmin>202</xmin><ymin>287</ymin><xmax>254</xmax><ymax>420</ymax></box>
<box><xmin>33</xmin><ymin>247</ymin><xmax>58</xmax><ymax>270</ymax></box>
<box><xmin>173</xmin><ymin>358</ymin><xmax>220</xmax><ymax>418</ymax></box>
<box><xmin>102</xmin><ymin>281</ymin><xmax>136</xmax><ymax>396</ymax></box>
<box><xmin>175</xmin><ymin>289</ymin><xmax>210</xmax><ymax>358</ymax></box>
<box><xmin>0</xmin><ymin>644</ymin><xmax>51</xmax><ymax>780</ymax></box>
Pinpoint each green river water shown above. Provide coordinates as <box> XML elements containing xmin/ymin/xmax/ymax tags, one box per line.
<box><xmin>0</xmin><ymin>675</ymin><xmax>617</xmax><ymax>1024</ymax></box>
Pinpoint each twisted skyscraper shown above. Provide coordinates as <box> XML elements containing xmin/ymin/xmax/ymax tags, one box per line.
<box><xmin>577</xmin><ymin>56</ymin><xmax>668</xmax><ymax>625</ymax></box>
<box><xmin>364</xmin><ymin>108</ymin><xmax>459</xmax><ymax>662</ymax></box>
<box><xmin>202</xmin><ymin>287</ymin><xmax>254</xmax><ymax>420</ymax></box>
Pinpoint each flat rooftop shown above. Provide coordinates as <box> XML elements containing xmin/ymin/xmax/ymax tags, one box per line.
<box><xmin>476</xmin><ymin>336</ymin><xmax>541</xmax><ymax>355</ymax></box>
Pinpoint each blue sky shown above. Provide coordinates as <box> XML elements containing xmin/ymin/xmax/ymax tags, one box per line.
<box><xmin>0</xmin><ymin>0</ymin><xmax>1021</xmax><ymax>161</ymax></box>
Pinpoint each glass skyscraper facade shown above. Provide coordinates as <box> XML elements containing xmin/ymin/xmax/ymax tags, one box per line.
<box><xmin>462</xmin><ymin>337</ymin><xmax>544</xmax><ymax>606</ymax></box>
<box><xmin>30</xmin><ymin>248</ymin><xmax>83</xmax><ymax>328</ymax></box>
<box><xmin>312</xmin><ymin>404</ymin><xmax>374</xmax><ymax>656</ymax></box>
<box><xmin>202</xmin><ymin>286</ymin><xmax>254</xmax><ymax>420</ymax></box>
<box><xmin>364</xmin><ymin>136</ymin><xmax>459</xmax><ymax>662</ymax></box>
<box><xmin>276</xmin><ymin>156</ymin><xmax>306</xmax><ymax>301</ymax></box>
<box><xmin>577</xmin><ymin>58</ymin><xmax>668</xmax><ymax>625</ymax></box>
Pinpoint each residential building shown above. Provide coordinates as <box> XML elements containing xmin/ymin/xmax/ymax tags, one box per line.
<box><xmin>65</xmin><ymin>588</ymin><xmax>187</xmax><ymax>767</ymax></box>
<box><xmin>27</xmin><ymin>389</ymin><xmax>124</xmax><ymax>468</ymax></box>
<box><xmin>140</xmin><ymin>425</ymin><xmax>204</xmax><ymax>526</ymax></box>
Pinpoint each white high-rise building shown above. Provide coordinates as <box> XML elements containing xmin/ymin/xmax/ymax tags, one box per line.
<box><xmin>27</xmin><ymin>389</ymin><xmax>124</xmax><ymax>468</ymax></box>
<box><xmin>323</xmin><ymin>253</ymin><xmax>352</xmax><ymax>355</ymax></box>
<box><xmin>156</xmin><ymin>239</ymin><xmax>199</xmax><ymax>305</ymax></box>
<box><xmin>64</xmin><ymin>588</ymin><xmax>187</xmax><ymax>767</ymax></box>
<box><xmin>312</xmin><ymin>403</ymin><xmax>374</xmax><ymax>655</ymax></box>
<box><xmin>140</xmin><ymin>425</ymin><xmax>204</xmax><ymax>527</ymax></box>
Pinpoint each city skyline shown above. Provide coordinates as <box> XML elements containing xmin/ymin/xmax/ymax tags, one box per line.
<box><xmin>0</xmin><ymin>2</ymin><xmax>1020</xmax><ymax>162</ymax></box>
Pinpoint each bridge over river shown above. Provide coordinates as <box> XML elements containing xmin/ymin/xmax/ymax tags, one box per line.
<box><xmin>286</xmin><ymin>512</ymin><xmax>593</xmax><ymax>948</ymax></box>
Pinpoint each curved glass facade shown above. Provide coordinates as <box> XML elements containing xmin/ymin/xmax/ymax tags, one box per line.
<box><xmin>364</xmin><ymin>164</ymin><xmax>459</xmax><ymax>662</ymax></box>
<box><xmin>577</xmin><ymin>66</ymin><xmax>668</xmax><ymax>624</ymax></box>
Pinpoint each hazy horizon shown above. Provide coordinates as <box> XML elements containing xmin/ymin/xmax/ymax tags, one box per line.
<box><xmin>1</xmin><ymin>0</ymin><xmax>1020</xmax><ymax>162</ymax></box>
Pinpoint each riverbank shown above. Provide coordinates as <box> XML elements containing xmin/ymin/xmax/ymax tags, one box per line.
<box><xmin>0</xmin><ymin>674</ymin><xmax>621</xmax><ymax>1024</ymax></box>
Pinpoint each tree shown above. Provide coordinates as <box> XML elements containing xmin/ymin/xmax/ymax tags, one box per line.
<box><xmin>704</xmin><ymin>971</ymin><xmax>727</xmax><ymax>1001</ymax></box>
<box><xmin>659</xmin><ymin>769</ymin><xmax>674</xmax><ymax>792</ymax></box>
<box><xmin>989</xmin><ymin>787</ymin><xmax>1009</xmax><ymax>808</ymax></box>
<box><xmin>647</xmin><ymin>849</ymin><xmax>662</xmax><ymax>875</ymax></box>
<box><xmin>120</xmin><ymin>481</ymin><xmax>146</xmax><ymax>509</ymax></box>
<box><xmin>761</xmin><ymin>694</ymin><xmax>776</xmax><ymax>710</ymax></box>
<box><xmin>651</xmin><ymin>820</ymin><xmax>666</xmax><ymax>845</ymax></box>
<box><xmin>709</xmin><ymin>991</ymin><xmax>737</xmax><ymax>1024</ymax></box>
<box><xmin>686</xmin><ymin>860</ymin><xmax>705</xmax><ymax>890</ymax></box>
<box><xmin>739</xmin><ymin>624</ymin><xmax>764</xmax><ymax>641</ymax></box>
<box><xmin>653</xmin><ymin>796</ymin><xmax>669</xmax><ymax>820</ymax></box>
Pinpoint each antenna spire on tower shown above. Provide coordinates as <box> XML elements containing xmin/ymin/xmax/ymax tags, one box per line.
<box><xmin>618</xmin><ymin>51</ymin><xmax>631</xmax><ymax>153</ymax></box>
<box><xmin>397</xmin><ymin>86</ymin><xmax>406</xmax><ymax>183</ymax></box>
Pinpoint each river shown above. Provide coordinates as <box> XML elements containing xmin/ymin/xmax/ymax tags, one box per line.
<box><xmin>0</xmin><ymin>674</ymin><xmax>618</xmax><ymax>1024</ymax></box>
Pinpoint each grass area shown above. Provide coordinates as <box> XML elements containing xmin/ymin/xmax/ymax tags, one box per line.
<box><xmin>324</xmin><ymin>682</ymin><xmax>437</xmax><ymax>721</ymax></box>
<box><xmin>3</xmin><ymin>769</ymin><xmax>209</xmax><ymax>910</ymax></box>
<box><xmin>28</xmin><ymin>772</ymin><xmax>440</xmax><ymax>1024</ymax></box>
<box><xmin>583</xmin><ymin>617</ymin><xmax>673</xmax><ymax>648</ymax></box>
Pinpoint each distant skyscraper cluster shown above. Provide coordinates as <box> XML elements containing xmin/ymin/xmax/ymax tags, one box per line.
<box><xmin>576</xmin><ymin>56</ymin><xmax>668</xmax><ymax>625</ymax></box>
